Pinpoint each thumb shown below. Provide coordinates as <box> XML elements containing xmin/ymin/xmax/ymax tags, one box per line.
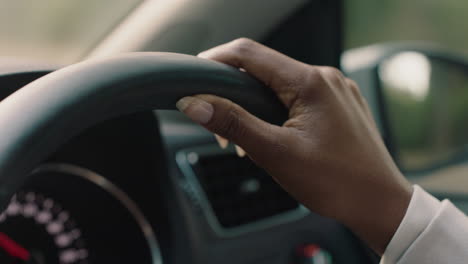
<box><xmin>176</xmin><ymin>94</ymin><xmax>286</xmax><ymax>163</ymax></box>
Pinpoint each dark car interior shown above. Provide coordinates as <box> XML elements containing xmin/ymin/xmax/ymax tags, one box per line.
<box><xmin>5</xmin><ymin>0</ymin><xmax>461</xmax><ymax>263</ymax></box>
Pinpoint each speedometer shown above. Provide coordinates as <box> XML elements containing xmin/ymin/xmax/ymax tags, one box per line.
<box><xmin>0</xmin><ymin>191</ymin><xmax>89</xmax><ymax>264</ymax></box>
<box><xmin>0</xmin><ymin>164</ymin><xmax>162</xmax><ymax>264</ymax></box>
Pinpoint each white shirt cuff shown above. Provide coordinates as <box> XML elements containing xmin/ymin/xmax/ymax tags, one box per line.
<box><xmin>381</xmin><ymin>185</ymin><xmax>468</xmax><ymax>264</ymax></box>
<box><xmin>380</xmin><ymin>185</ymin><xmax>440</xmax><ymax>264</ymax></box>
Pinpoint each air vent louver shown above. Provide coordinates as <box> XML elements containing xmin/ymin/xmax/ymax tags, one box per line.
<box><xmin>190</xmin><ymin>152</ymin><xmax>299</xmax><ymax>228</ymax></box>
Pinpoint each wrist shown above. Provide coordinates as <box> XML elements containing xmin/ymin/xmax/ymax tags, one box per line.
<box><xmin>341</xmin><ymin>177</ymin><xmax>413</xmax><ymax>254</ymax></box>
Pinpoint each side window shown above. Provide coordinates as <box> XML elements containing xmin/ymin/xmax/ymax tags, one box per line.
<box><xmin>345</xmin><ymin>0</ymin><xmax>468</xmax><ymax>54</ymax></box>
<box><xmin>344</xmin><ymin>0</ymin><xmax>468</xmax><ymax>201</ymax></box>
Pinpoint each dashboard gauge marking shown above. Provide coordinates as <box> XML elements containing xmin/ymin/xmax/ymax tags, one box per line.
<box><xmin>56</xmin><ymin>233</ymin><xmax>73</xmax><ymax>248</ymax></box>
<box><xmin>23</xmin><ymin>203</ymin><xmax>39</xmax><ymax>217</ymax></box>
<box><xmin>0</xmin><ymin>163</ymin><xmax>163</xmax><ymax>264</ymax></box>
<box><xmin>0</xmin><ymin>191</ymin><xmax>89</xmax><ymax>264</ymax></box>
<box><xmin>47</xmin><ymin>221</ymin><xmax>64</xmax><ymax>234</ymax></box>
<box><xmin>6</xmin><ymin>201</ymin><xmax>20</xmax><ymax>216</ymax></box>
<box><xmin>36</xmin><ymin>211</ymin><xmax>52</xmax><ymax>224</ymax></box>
<box><xmin>59</xmin><ymin>248</ymin><xmax>84</xmax><ymax>263</ymax></box>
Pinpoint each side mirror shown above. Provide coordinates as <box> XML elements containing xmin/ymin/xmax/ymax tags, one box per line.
<box><xmin>343</xmin><ymin>44</ymin><xmax>468</xmax><ymax>175</ymax></box>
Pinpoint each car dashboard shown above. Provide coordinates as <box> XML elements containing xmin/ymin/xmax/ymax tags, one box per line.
<box><xmin>0</xmin><ymin>65</ymin><xmax>378</xmax><ymax>264</ymax></box>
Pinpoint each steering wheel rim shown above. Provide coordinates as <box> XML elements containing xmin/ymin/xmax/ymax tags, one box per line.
<box><xmin>0</xmin><ymin>52</ymin><xmax>287</xmax><ymax>208</ymax></box>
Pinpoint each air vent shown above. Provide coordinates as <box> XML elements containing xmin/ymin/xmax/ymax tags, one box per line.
<box><xmin>177</xmin><ymin>145</ymin><xmax>302</xmax><ymax>230</ymax></box>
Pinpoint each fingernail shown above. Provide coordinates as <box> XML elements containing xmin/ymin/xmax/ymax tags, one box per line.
<box><xmin>214</xmin><ymin>134</ymin><xmax>229</xmax><ymax>149</ymax></box>
<box><xmin>235</xmin><ymin>145</ymin><xmax>246</xmax><ymax>157</ymax></box>
<box><xmin>197</xmin><ymin>51</ymin><xmax>208</xmax><ymax>58</ymax></box>
<box><xmin>176</xmin><ymin>96</ymin><xmax>214</xmax><ymax>124</ymax></box>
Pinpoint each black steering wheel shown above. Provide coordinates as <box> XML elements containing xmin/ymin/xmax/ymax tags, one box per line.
<box><xmin>0</xmin><ymin>52</ymin><xmax>287</xmax><ymax>211</ymax></box>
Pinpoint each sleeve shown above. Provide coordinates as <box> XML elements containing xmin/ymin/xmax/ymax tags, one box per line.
<box><xmin>380</xmin><ymin>185</ymin><xmax>468</xmax><ymax>264</ymax></box>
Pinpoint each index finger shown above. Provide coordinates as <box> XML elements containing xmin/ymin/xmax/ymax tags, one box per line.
<box><xmin>198</xmin><ymin>38</ymin><xmax>310</xmax><ymax>107</ymax></box>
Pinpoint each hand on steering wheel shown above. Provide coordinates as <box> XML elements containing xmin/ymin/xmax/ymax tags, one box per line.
<box><xmin>176</xmin><ymin>38</ymin><xmax>413</xmax><ymax>254</ymax></box>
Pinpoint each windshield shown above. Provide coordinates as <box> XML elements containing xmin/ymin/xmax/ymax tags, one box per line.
<box><xmin>0</xmin><ymin>0</ymin><xmax>141</xmax><ymax>64</ymax></box>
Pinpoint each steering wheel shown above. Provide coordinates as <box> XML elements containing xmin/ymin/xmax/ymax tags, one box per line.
<box><xmin>0</xmin><ymin>52</ymin><xmax>286</xmax><ymax>212</ymax></box>
<box><xmin>0</xmin><ymin>53</ymin><xmax>382</xmax><ymax>264</ymax></box>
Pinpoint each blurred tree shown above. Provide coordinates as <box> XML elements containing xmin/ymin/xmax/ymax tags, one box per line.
<box><xmin>345</xmin><ymin>0</ymin><xmax>468</xmax><ymax>55</ymax></box>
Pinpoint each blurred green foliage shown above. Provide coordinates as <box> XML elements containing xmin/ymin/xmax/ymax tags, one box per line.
<box><xmin>345</xmin><ymin>0</ymin><xmax>468</xmax><ymax>53</ymax></box>
<box><xmin>383</xmin><ymin>59</ymin><xmax>468</xmax><ymax>171</ymax></box>
<box><xmin>346</xmin><ymin>0</ymin><xmax>468</xmax><ymax>172</ymax></box>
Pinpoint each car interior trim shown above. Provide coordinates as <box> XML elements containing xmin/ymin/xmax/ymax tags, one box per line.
<box><xmin>175</xmin><ymin>144</ymin><xmax>309</xmax><ymax>237</ymax></box>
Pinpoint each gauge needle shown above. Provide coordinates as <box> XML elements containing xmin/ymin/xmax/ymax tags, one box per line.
<box><xmin>0</xmin><ymin>232</ymin><xmax>30</xmax><ymax>261</ymax></box>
